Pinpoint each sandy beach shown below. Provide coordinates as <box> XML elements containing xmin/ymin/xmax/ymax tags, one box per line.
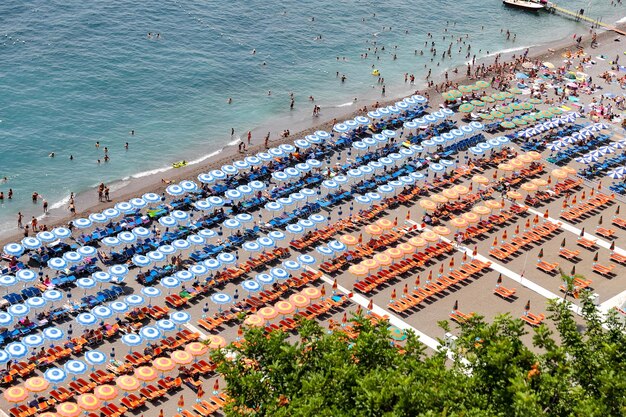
<box><xmin>0</xmin><ymin>20</ymin><xmax>625</xmax><ymax>417</ymax></box>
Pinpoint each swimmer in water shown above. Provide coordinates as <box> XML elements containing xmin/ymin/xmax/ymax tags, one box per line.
<box><xmin>227</xmin><ymin>97</ymin><xmax>232</xmax><ymax>104</ymax></box>
<box><xmin>69</xmin><ymin>155</ymin><xmax>73</xmax><ymax>160</ymax></box>
<box><xmin>49</xmin><ymin>152</ymin><xmax>55</xmax><ymax>158</ymax></box>
<box><xmin>252</xmin><ymin>49</ymin><xmax>256</xmax><ymax>54</ymax></box>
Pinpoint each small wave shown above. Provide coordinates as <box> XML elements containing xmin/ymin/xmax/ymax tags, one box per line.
<box><xmin>227</xmin><ymin>138</ymin><xmax>240</xmax><ymax>146</ymax></box>
<box><xmin>188</xmin><ymin>150</ymin><xmax>222</xmax><ymax>166</ymax></box>
<box><xmin>126</xmin><ymin>165</ymin><xmax>172</xmax><ymax>179</ymax></box>
<box><xmin>617</xmin><ymin>16</ymin><xmax>626</xmax><ymax>24</ymax></box>
<box><xmin>484</xmin><ymin>45</ymin><xmax>535</xmax><ymax>58</ymax></box>
<box><xmin>335</xmin><ymin>102</ymin><xmax>354</xmax><ymax>108</ymax></box>
<box><xmin>48</xmin><ymin>195</ymin><xmax>70</xmax><ymax>211</ymax></box>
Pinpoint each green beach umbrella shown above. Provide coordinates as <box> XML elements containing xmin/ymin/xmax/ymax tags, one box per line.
<box><xmin>448</xmin><ymin>89</ymin><xmax>462</xmax><ymax>98</ymax></box>
<box><xmin>512</xmin><ymin>118</ymin><xmax>528</xmax><ymax>126</ymax></box>
<box><xmin>475</xmin><ymin>80</ymin><xmax>490</xmax><ymax>88</ymax></box>
<box><xmin>508</xmin><ymin>87</ymin><xmax>522</xmax><ymax>95</ymax></box>
<box><xmin>521</xmin><ymin>114</ymin><xmax>536</xmax><ymax>121</ymax></box>
<box><xmin>459</xmin><ymin>103</ymin><xmax>474</xmax><ymax>113</ymax></box>
<box><xmin>481</xmin><ymin>96</ymin><xmax>495</xmax><ymax>103</ymax></box>
<box><xmin>549</xmin><ymin>107</ymin><xmax>563</xmax><ymax>115</ymax></box>
<box><xmin>459</xmin><ymin>85</ymin><xmax>473</xmax><ymax>93</ymax></box>
<box><xmin>500</xmin><ymin>106</ymin><xmax>513</xmax><ymax>114</ymax></box>
<box><xmin>480</xmin><ymin>113</ymin><xmax>494</xmax><ymax>120</ymax></box>
<box><xmin>471</xmin><ymin>100</ymin><xmax>485</xmax><ymax>107</ymax></box>
<box><xmin>491</xmin><ymin>110</ymin><xmax>505</xmax><ymax>119</ymax></box>
<box><xmin>521</xmin><ymin>102</ymin><xmax>534</xmax><ymax>110</ymax></box>
<box><xmin>529</xmin><ymin>98</ymin><xmax>543</xmax><ymax>104</ymax></box>
<box><xmin>442</xmin><ymin>92</ymin><xmax>454</xmax><ymax>101</ymax></box>
<box><xmin>502</xmin><ymin>91</ymin><xmax>514</xmax><ymax>99</ymax></box>
<box><xmin>469</xmin><ymin>84</ymin><xmax>480</xmax><ymax>91</ymax></box>
<box><xmin>491</xmin><ymin>93</ymin><xmax>506</xmax><ymax>101</ymax></box>
<box><xmin>565</xmin><ymin>72</ymin><xmax>577</xmax><ymax>80</ymax></box>
<box><xmin>500</xmin><ymin>121</ymin><xmax>516</xmax><ymax>129</ymax></box>
<box><xmin>510</xmin><ymin>102</ymin><xmax>522</xmax><ymax>111</ymax></box>
<box><xmin>533</xmin><ymin>112</ymin><xmax>545</xmax><ymax>119</ymax></box>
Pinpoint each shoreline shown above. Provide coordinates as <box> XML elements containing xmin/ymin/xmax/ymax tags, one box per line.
<box><xmin>1</xmin><ymin>23</ymin><xmax>622</xmax><ymax>245</ymax></box>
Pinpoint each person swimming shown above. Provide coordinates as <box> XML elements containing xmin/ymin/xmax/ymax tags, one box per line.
<box><xmin>48</xmin><ymin>152</ymin><xmax>55</xmax><ymax>158</ymax></box>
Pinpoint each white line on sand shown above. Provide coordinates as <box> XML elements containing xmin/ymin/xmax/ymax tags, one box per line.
<box><xmin>405</xmin><ymin>219</ymin><xmax>582</xmax><ymax>315</ymax></box>
<box><xmin>0</xmin><ymin>409</ymin><xmax>10</xmax><ymax>417</ymax></box>
<box><xmin>525</xmin><ymin>207</ymin><xmax>626</xmax><ymax>256</ymax></box>
<box><xmin>305</xmin><ymin>266</ymin><xmax>443</xmax><ymax>352</ymax></box>
<box><xmin>185</xmin><ymin>323</ymin><xmax>208</xmax><ymax>340</ymax></box>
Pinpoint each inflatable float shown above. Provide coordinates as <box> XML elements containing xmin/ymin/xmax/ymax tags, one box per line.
<box><xmin>172</xmin><ymin>161</ymin><xmax>187</xmax><ymax>168</ymax></box>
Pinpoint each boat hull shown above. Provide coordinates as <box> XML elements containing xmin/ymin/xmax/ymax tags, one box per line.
<box><xmin>503</xmin><ymin>0</ymin><xmax>544</xmax><ymax>10</ymax></box>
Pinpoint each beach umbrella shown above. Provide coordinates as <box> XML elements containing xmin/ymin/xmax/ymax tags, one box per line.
<box><xmin>92</xmin><ymin>271</ymin><xmax>112</xmax><ymax>284</ymax></box>
<box><xmin>109</xmin><ymin>300</ymin><xmax>129</xmax><ymax>314</ymax></box>
<box><xmin>139</xmin><ymin>326</ymin><xmax>161</xmax><ymax>341</ymax></box>
<box><xmin>0</xmin><ymin>311</ymin><xmax>13</xmax><ymax>326</ymax></box>
<box><xmin>8</xmin><ymin>304</ymin><xmax>30</xmax><ymax>318</ymax></box>
<box><xmin>21</xmin><ymin>237</ymin><xmax>41</xmax><ymax>250</ymax></box>
<box><xmin>109</xmin><ymin>264</ymin><xmax>129</xmax><ymax>277</ymax></box>
<box><xmin>4</xmin><ymin>386</ymin><xmax>28</xmax><ymax>403</ymax></box>
<box><xmin>44</xmin><ymin>367</ymin><xmax>67</xmax><ymax>386</ymax></box>
<box><xmin>3</xmin><ymin>243</ymin><xmax>24</xmax><ymax>257</ymax></box>
<box><xmin>43</xmin><ymin>327</ymin><xmax>64</xmax><ymax>341</ymax></box>
<box><xmin>16</xmin><ymin>268</ymin><xmax>36</xmax><ymax>283</ymax></box>
<box><xmin>115</xmin><ymin>201</ymin><xmax>134</xmax><ymax>214</ymax></box>
<box><xmin>37</xmin><ymin>231</ymin><xmax>57</xmax><ymax>243</ymax></box>
<box><xmin>23</xmin><ymin>333</ymin><xmax>44</xmax><ymax>348</ymax></box>
<box><xmin>0</xmin><ymin>274</ymin><xmax>16</xmax><ymax>288</ymax></box>
<box><xmin>64</xmin><ymin>360</ymin><xmax>88</xmax><ymax>378</ymax></box>
<box><xmin>171</xmin><ymin>350</ymin><xmax>193</xmax><ymax>365</ymax></box>
<box><xmin>76</xmin><ymin>312</ymin><xmax>98</xmax><ymax>327</ymax></box>
<box><xmin>156</xmin><ymin>319</ymin><xmax>176</xmax><ymax>333</ymax></box>
<box><xmin>116</xmin><ymin>375</ymin><xmax>141</xmax><ymax>392</ymax></box>
<box><xmin>84</xmin><ymin>350</ymin><xmax>107</xmax><ymax>369</ymax></box>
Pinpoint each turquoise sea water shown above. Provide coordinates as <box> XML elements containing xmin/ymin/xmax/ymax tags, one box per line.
<box><xmin>0</xmin><ymin>0</ymin><xmax>623</xmax><ymax>232</ymax></box>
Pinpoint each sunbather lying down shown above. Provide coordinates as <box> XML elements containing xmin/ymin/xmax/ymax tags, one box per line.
<box><xmin>161</xmin><ymin>178</ymin><xmax>173</xmax><ymax>184</ymax></box>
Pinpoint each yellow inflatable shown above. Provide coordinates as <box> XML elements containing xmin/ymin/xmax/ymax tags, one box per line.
<box><xmin>372</xmin><ymin>69</ymin><xmax>380</xmax><ymax>76</ymax></box>
<box><xmin>172</xmin><ymin>161</ymin><xmax>187</xmax><ymax>168</ymax></box>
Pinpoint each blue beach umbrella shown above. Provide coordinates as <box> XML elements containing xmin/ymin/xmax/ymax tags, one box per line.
<box><xmin>109</xmin><ymin>264</ymin><xmax>129</xmax><ymax>277</ymax></box>
<box><xmin>132</xmin><ymin>255</ymin><xmax>151</xmax><ymax>268</ymax></box>
<box><xmin>203</xmin><ymin>258</ymin><xmax>221</xmax><ymax>271</ymax></box>
<box><xmin>44</xmin><ymin>367</ymin><xmax>67</xmax><ymax>386</ymax></box>
<box><xmin>9</xmin><ymin>303</ymin><xmax>30</xmax><ymax>317</ymax></box>
<box><xmin>129</xmin><ymin>198</ymin><xmax>147</xmax><ymax>209</ymax></box>
<box><xmin>297</xmin><ymin>254</ymin><xmax>316</xmax><ymax>265</ymax></box>
<box><xmin>77</xmin><ymin>245</ymin><xmax>97</xmax><ymax>258</ymax></box>
<box><xmin>160</xmin><ymin>276</ymin><xmax>180</xmax><ymax>290</ymax></box>
<box><xmin>37</xmin><ymin>231</ymin><xmax>56</xmax><ymax>243</ymax></box>
<box><xmin>43</xmin><ymin>327</ymin><xmax>64</xmax><ymax>341</ymax></box>
<box><xmin>26</xmin><ymin>297</ymin><xmax>46</xmax><ymax>309</ymax></box>
<box><xmin>141</xmin><ymin>286</ymin><xmax>162</xmax><ymax>299</ymax></box>
<box><xmin>180</xmin><ymin>180</ymin><xmax>198</xmax><ymax>192</ymax></box>
<box><xmin>268</xmin><ymin>230</ymin><xmax>286</xmax><ymax>241</ymax></box>
<box><xmin>189</xmin><ymin>264</ymin><xmax>208</xmax><ymax>276</ymax></box>
<box><xmin>0</xmin><ymin>350</ymin><xmax>9</xmax><ymax>365</ymax></box>
<box><xmin>77</xmin><ymin>313</ymin><xmax>98</xmax><ymax>326</ymax></box>
<box><xmin>102</xmin><ymin>236</ymin><xmax>120</xmax><ymax>247</ymax></box>
<box><xmin>6</xmin><ymin>342</ymin><xmax>28</xmax><ymax>359</ymax></box>
<box><xmin>174</xmin><ymin>270</ymin><xmax>194</xmax><ymax>282</ymax></box>
<box><xmin>211</xmin><ymin>293</ymin><xmax>232</xmax><ymax>306</ymax></box>
<box><xmin>255</xmin><ymin>273</ymin><xmax>274</xmax><ymax>286</ymax></box>
<box><xmin>234</xmin><ymin>160</ymin><xmax>250</xmax><ymax>170</ymax></box>
<box><xmin>115</xmin><ymin>201</ymin><xmax>134</xmax><ymax>213</ymax></box>
<box><xmin>157</xmin><ymin>319</ymin><xmax>176</xmax><ymax>333</ymax></box>
<box><xmin>23</xmin><ymin>334</ymin><xmax>44</xmax><ymax>348</ymax></box>
<box><xmin>166</xmin><ymin>184</ymin><xmax>184</xmax><ymax>196</ymax></box>
<box><xmin>122</xmin><ymin>334</ymin><xmax>143</xmax><ymax>350</ymax></box>
<box><xmin>133</xmin><ymin>227</ymin><xmax>152</xmax><ymax>238</ymax></box>
<box><xmin>73</xmin><ymin>218</ymin><xmax>92</xmax><ymax>229</ymax></box>
<box><xmin>170</xmin><ymin>311</ymin><xmax>191</xmax><ymax>325</ymax></box>
<box><xmin>270</xmin><ymin>268</ymin><xmax>289</xmax><ymax>280</ymax></box>
<box><xmin>52</xmin><ymin>227</ymin><xmax>72</xmax><ymax>239</ymax></box>
<box><xmin>158</xmin><ymin>216</ymin><xmax>177</xmax><ymax>227</ymax></box>
<box><xmin>3</xmin><ymin>243</ymin><xmax>24</xmax><ymax>257</ymax></box>
<box><xmin>172</xmin><ymin>239</ymin><xmax>191</xmax><ymax>250</ymax></box>
<box><xmin>197</xmin><ymin>173</ymin><xmax>214</xmax><ymax>184</ymax></box>
<box><xmin>92</xmin><ymin>305</ymin><xmax>113</xmax><ymax>319</ymax></box>
<box><xmin>139</xmin><ymin>326</ymin><xmax>161</xmax><ymax>341</ymax></box>
<box><xmin>125</xmin><ymin>294</ymin><xmax>145</xmax><ymax>307</ymax></box>
<box><xmin>65</xmin><ymin>360</ymin><xmax>87</xmax><ymax>378</ymax></box>
<box><xmin>43</xmin><ymin>289</ymin><xmax>63</xmax><ymax>302</ymax></box>
<box><xmin>142</xmin><ymin>192</ymin><xmax>161</xmax><ymax>204</ymax></box>
<box><xmin>158</xmin><ymin>244</ymin><xmax>176</xmax><ymax>255</ymax></box>
<box><xmin>283</xmin><ymin>260</ymin><xmax>301</xmax><ymax>271</ymax></box>
<box><xmin>217</xmin><ymin>252</ymin><xmax>236</xmax><ymax>264</ymax></box>
<box><xmin>242</xmin><ymin>280</ymin><xmax>261</xmax><ymax>293</ymax></box>
<box><xmin>110</xmin><ymin>301</ymin><xmax>130</xmax><ymax>314</ymax></box>
<box><xmin>16</xmin><ymin>269</ymin><xmax>36</xmax><ymax>283</ymax></box>
<box><xmin>194</xmin><ymin>200</ymin><xmax>212</xmax><ymax>210</ymax></box>
<box><xmin>0</xmin><ymin>312</ymin><xmax>13</xmax><ymax>326</ymax></box>
<box><xmin>63</xmin><ymin>251</ymin><xmax>83</xmax><ymax>264</ymax></box>
<box><xmin>85</xmin><ymin>350</ymin><xmax>107</xmax><ymax>368</ymax></box>
<box><xmin>89</xmin><ymin>213</ymin><xmax>108</xmax><ymax>223</ymax></box>
<box><xmin>92</xmin><ymin>271</ymin><xmax>112</xmax><ymax>283</ymax></box>
<box><xmin>21</xmin><ymin>237</ymin><xmax>41</xmax><ymax>250</ymax></box>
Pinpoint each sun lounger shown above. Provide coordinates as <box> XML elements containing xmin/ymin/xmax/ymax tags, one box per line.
<box><xmin>536</xmin><ymin>260</ymin><xmax>559</xmax><ymax>274</ymax></box>
<box><xmin>592</xmin><ymin>263</ymin><xmax>615</xmax><ymax>276</ymax></box>
<box><xmin>494</xmin><ymin>285</ymin><xmax>516</xmax><ymax>299</ymax></box>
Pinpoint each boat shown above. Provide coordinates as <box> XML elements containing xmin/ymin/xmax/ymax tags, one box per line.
<box><xmin>502</xmin><ymin>0</ymin><xmax>545</xmax><ymax>10</ymax></box>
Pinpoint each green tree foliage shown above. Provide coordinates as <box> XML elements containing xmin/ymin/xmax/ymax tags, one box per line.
<box><xmin>213</xmin><ymin>296</ymin><xmax>626</xmax><ymax>416</ymax></box>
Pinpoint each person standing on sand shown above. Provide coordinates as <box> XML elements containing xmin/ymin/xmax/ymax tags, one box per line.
<box><xmin>247</xmin><ymin>131</ymin><xmax>252</xmax><ymax>145</ymax></box>
<box><xmin>17</xmin><ymin>212</ymin><xmax>23</xmax><ymax>229</ymax></box>
<box><xmin>104</xmin><ymin>187</ymin><xmax>110</xmax><ymax>201</ymax></box>
<box><xmin>43</xmin><ymin>200</ymin><xmax>48</xmax><ymax>214</ymax></box>
<box><xmin>31</xmin><ymin>216</ymin><xmax>37</xmax><ymax>230</ymax></box>
<box><xmin>264</xmin><ymin>133</ymin><xmax>270</xmax><ymax>149</ymax></box>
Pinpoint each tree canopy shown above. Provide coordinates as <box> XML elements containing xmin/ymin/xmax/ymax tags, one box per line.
<box><xmin>213</xmin><ymin>295</ymin><xmax>626</xmax><ymax>417</ymax></box>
